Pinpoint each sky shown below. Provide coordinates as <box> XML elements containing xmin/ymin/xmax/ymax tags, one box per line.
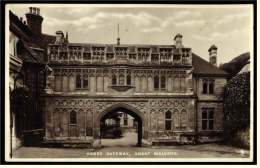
<box><xmin>8</xmin><ymin>4</ymin><xmax>253</xmax><ymax>65</ymax></box>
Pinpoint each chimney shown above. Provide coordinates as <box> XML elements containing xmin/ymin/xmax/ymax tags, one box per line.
<box><xmin>66</xmin><ymin>31</ymin><xmax>69</xmax><ymax>42</ymax></box>
<box><xmin>117</xmin><ymin>37</ymin><xmax>120</xmax><ymax>45</ymax></box>
<box><xmin>174</xmin><ymin>33</ymin><xmax>183</xmax><ymax>48</ymax></box>
<box><xmin>208</xmin><ymin>45</ymin><xmax>217</xmax><ymax>66</ymax></box>
<box><xmin>55</xmin><ymin>31</ymin><xmax>64</xmax><ymax>44</ymax></box>
<box><xmin>25</xmin><ymin>7</ymin><xmax>43</xmax><ymax>35</ymax></box>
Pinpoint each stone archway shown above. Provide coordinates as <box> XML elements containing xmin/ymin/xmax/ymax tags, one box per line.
<box><xmin>95</xmin><ymin>103</ymin><xmax>144</xmax><ymax>147</ymax></box>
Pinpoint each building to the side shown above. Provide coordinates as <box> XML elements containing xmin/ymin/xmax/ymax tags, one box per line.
<box><xmin>9</xmin><ymin>7</ymin><xmax>55</xmax><ymax>153</ymax></box>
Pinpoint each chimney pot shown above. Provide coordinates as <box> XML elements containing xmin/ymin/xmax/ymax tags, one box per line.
<box><xmin>33</xmin><ymin>7</ymin><xmax>36</xmax><ymax>14</ymax></box>
<box><xmin>36</xmin><ymin>8</ymin><xmax>40</xmax><ymax>15</ymax></box>
<box><xmin>209</xmin><ymin>45</ymin><xmax>217</xmax><ymax>66</ymax></box>
<box><xmin>174</xmin><ymin>33</ymin><xmax>183</xmax><ymax>48</ymax></box>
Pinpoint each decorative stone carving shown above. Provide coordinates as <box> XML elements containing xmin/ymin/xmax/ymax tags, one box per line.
<box><xmin>44</xmin><ymin>65</ymin><xmax>54</xmax><ymax>94</ymax></box>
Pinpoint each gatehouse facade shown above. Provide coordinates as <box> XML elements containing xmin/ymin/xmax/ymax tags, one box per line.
<box><xmin>43</xmin><ymin>30</ymin><xmax>228</xmax><ymax>147</ymax></box>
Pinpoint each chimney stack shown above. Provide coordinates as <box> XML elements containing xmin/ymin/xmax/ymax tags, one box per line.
<box><xmin>174</xmin><ymin>33</ymin><xmax>183</xmax><ymax>48</ymax></box>
<box><xmin>25</xmin><ymin>7</ymin><xmax>43</xmax><ymax>35</ymax></box>
<box><xmin>208</xmin><ymin>45</ymin><xmax>217</xmax><ymax>66</ymax></box>
<box><xmin>55</xmin><ymin>31</ymin><xmax>65</xmax><ymax>44</ymax></box>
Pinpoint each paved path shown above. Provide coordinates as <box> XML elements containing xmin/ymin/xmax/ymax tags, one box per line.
<box><xmin>13</xmin><ymin>132</ymin><xmax>249</xmax><ymax>159</ymax></box>
<box><xmin>101</xmin><ymin>132</ymin><xmax>138</xmax><ymax>147</ymax></box>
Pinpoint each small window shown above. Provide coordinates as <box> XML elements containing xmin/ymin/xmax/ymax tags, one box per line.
<box><xmin>127</xmin><ymin>75</ymin><xmax>131</xmax><ymax>85</ymax></box>
<box><xmin>76</xmin><ymin>74</ymin><xmax>81</xmax><ymax>89</ymax></box>
<box><xmin>209</xmin><ymin>81</ymin><xmax>214</xmax><ymax>94</ymax></box>
<box><xmin>119</xmin><ymin>74</ymin><xmax>124</xmax><ymax>85</ymax></box>
<box><xmin>161</xmin><ymin>76</ymin><xmax>166</xmax><ymax>90</ymax></box>
<box><xmin>165</xmin><ymin>111</ymin><xmax>172</xmax><ymax>130</ymax></box>
<box><xmin>203</xmin><ymin>81</ymin><xmax>208</xmax><ymax>94</ymax></box>
<box><xmin>83</xmin><ymin>75</ymin><xmax>88</xmax><ymax>89</ymax></box>
<box><xmin>70</xmin><ymin>111</ymin><xmax>77</xmax><ymax>125</ymax></box>
<box><xmin>154</xmin><ymin>76</ymin><xmax>159</xmax><ymax>90</ymax></box>
<box><xmin>180</xmin><ymin>109</ymin><xmax>187</xmax><ymax>128</ymax></box>
<box><xmin>112</xmin><ymin>74</ymin><xmax>117</xmax><ymax>85</ymax></box>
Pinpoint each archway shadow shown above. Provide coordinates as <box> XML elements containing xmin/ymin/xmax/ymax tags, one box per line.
<box><xmin>100</xmin><ymin>107</ymin><xmax>143</xmax><ymax>147</ymax></box>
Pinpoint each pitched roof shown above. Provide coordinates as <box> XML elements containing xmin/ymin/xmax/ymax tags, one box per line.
<box><xmin>192</xmin><ymin>53</ymin><xmax>228</xmax><ymax>76</ymax></box>
<box><xmin>21</xmin><ymin>40</ymin><xmax>45</xmax><ymax>64</ymax></box>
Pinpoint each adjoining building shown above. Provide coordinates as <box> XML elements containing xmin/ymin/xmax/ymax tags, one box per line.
<box><xmin>9</xmin><ymin>7</ymin><xmax>55</xmax><ymax>153</ymax></box>
<box><xmin>10</xmin><ymin>7</ymin><xmax>229</xmax><ymax>148</ymax></box>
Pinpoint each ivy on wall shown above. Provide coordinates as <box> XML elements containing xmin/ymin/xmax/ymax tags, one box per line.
<box><xmin>223</xmin><ymin>72</ymin><xmax>250</xmax><ymax>135</ymax></box>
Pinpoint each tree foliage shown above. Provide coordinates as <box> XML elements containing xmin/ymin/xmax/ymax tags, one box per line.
<box><xmin>220</xmin><ymin>52</ymin><xmax>250</xmax><ymax>77</ymax></box>
<box><xmin>223</xmin><ymin>72</ymin><xmax>250</xmax><ymax>135</ymax></box>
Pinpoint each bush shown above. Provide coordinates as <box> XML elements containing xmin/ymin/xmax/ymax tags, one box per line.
<box><xmin>223</xmin><ymin>72</ymin><xmax>250</xmax><ymax>146</ymax></box>
<box><xmin>229</xmin><ymin>127</ymin><xmax>250</xmax><ymax>149</ymax></box>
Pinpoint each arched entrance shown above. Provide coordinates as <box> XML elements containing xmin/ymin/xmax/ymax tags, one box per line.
<box><xmin>97</xmin><ymin>104</ymin><xmax>143</xmax><ymax>147</ymax></box>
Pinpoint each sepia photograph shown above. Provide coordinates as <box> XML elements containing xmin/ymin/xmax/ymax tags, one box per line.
<box><xmin>5</xmin><ymin>3</ymin><xmax>254</xmax><ymax>163</ymax></box>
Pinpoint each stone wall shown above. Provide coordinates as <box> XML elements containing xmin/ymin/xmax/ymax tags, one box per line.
<box><xmin>44</xmin><ymin>96</ymin><xmax>197</xmax><ymax>144</ymax></box>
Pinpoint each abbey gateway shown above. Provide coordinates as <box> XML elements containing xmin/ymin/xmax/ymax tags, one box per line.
<box><xmin>10</xmin><ymin>7</ymin><xmax>228</xmax><ymax>149</ymax></box>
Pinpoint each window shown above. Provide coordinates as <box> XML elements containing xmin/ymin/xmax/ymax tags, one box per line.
<box><xmin>127</xmin><ymin>74</ymin><xmax>131</xmax><ymax>85</ymax></box>
<box><xmin>202</xmin><ymin>108</ymin><xmax>214</xmax><ymax>130</ymax></box>
<box><xmin>203</xmin><ymin>81</ymin><xmax>208</xmax><ymax>94</ymax></box>
<box><xmin>180</xmin><ymin>109</ymin><xmax>187</xmax><ymax>128</ymax></box>
<box><xmin>119</xmin><ymin>74</ymin><xmax>124</xmax><ymax>85</ymax></box>
<box><xmin>165</xmin><ymin>111</ymin><xmax>172</xmax><ymax>130</ymax></box>
<box><xmin>209</xmin><ymin>81</ymin><xmax>214</xmax><ymax>94</ymax></box>
<box><xmin>161</xmin><ymin>76</ymin><xmax>166</xmax><ymax>90</ymax></box>
<box><xmin>76</xmin><ymin>73</ymin><xmax>89</xmax><ymax>89</ymax></box>
<box><xmin>112</xmin><ymin>74</ymin><xmax>117</xmax><ymax>85</ymax></box>
<box><xmin>83</xmin><ymin>75</ymin><xmax>88</xmax><ymax>89</ymax></box>
<box><xmin>202</xmin><ymin>79</ymin><xmax>214</xmax><ymax>94</ymax></box>
<box><xmin>70</xmin><ymin>110</ymin><xmax>77</xmax><ymax>125</ymax></box>
<box><xmin>76</xmin><ymin>74</ymin><xmax>81</xmax><ymax>89</ymax></box>
<box><xmin>154</xmin><ymin>76</ymin><xmax>159</xmax><ymax>90</ymax></box>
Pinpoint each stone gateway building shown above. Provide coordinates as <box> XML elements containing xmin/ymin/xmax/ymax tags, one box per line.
<box><xmin>10</xmin><ymin>7</ymin><xmax>229</xmax><ymax>148</ymax></box>
<box><xmin>44</xmin><ymin>30</ymin><xmax>228</xmax><ymax>147</ymax></box>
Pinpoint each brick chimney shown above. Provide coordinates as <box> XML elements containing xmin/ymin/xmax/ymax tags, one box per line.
<box><xmin>208</xmin><ymin>44</ymin><xmax>217</xmax><ymax>66</ymax></box>
<box><xmin>25</xmin><ymin>7</ymin><xmax>43</xmax><ymax>35</ymax></box>
<box><xmin>55</xmin><ymin>31</ymin><xmax>64</xmax><ymax>44</ymax></box>
<box><xmin>174</xmin><ymin>33</ymin><xmax>183</xmax><ymax>48</ymax></box>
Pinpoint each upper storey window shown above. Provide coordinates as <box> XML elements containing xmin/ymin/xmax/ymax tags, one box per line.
<box><xmin>161</xmin><ymin>76</ymin><xmax>166</xmax><ymax>90</ymax></box>
<box><xmin>111</xmin><ymin>71</ymin><xmax>132</xmax><ymax>89</ymax></box>
<box><xmin>76</xmin><ymin>73</ymin><xmax>89</xmax><ymax>89</ymax></box>
<box><xmin>112</xmin><ymin>74</ymin><xmax>117</xmax><ymax>85</ymax></box>
<box><xmin>202</xmin><ymin>79</ymin><xmax>214</xmax><ymax>94</ymax></box>
<box><xmin>76</xmin><ymin>74</ymin><xmax>81</xmax><ymax>88</ymax></box>
<box><xmin>154</xmin><ymin>76</ymin><xmax>159</xmax><ymax>91</ymax></box>
<box><xmin>154</xmin><ymin>75</ymin><xmax>166</xmax><ymax>91</ymax></box>
<box><xmin>127</xmin><ymin>74</ymin><xmax>131</xmax><ymax>85</ymax></box>
<box><xmin>119</xmin><ymin>74</ymin><xmax>125</xmax><ymax>85</ymax></box>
